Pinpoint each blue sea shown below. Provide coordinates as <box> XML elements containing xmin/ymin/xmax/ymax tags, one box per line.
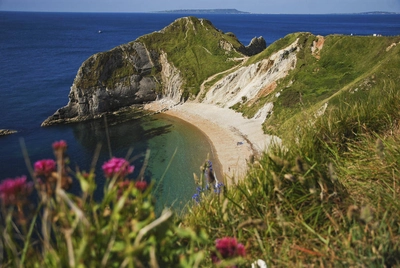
<box><xmin>1</xmin><ymin>12</ymin><xmax>399</xmax><ymax>211</ymax></box>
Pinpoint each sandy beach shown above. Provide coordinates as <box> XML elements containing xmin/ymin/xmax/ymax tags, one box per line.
<box><xmin>144</xmin><ymin>100</ymin><xmax>280</xmax><ymax>184</ymax></box>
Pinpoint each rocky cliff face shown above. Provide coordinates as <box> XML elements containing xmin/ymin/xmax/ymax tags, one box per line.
<box><xmin>201</xmin><ymin>39</ymin><xmax>299</xmax><ymax>116</ymax></box>
<box><xmin>42</xmin><ymin>42</ymin><xmax>160</xmax><ymax>126</ymax></box>
<box><xmin>159</xmin><ymin>51</ymin><xmax>183</xmax><ymax>102</ymax></box>
<box><xmin>238</xmin><ymin>36</ymin><xmax>267</xmax><ymax>56</ymax></box>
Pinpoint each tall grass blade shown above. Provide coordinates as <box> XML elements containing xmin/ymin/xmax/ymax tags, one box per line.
<box><xmin>20</xmin><ymin>203</ymin><xmax>42</xmax><ymax>266</ymax></box>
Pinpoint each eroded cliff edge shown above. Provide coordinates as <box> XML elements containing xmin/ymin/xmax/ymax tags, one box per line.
<box><xmin>41</xmin><ymin>17</ymin><xmax>266</xmax><ymax>126</ymax></box>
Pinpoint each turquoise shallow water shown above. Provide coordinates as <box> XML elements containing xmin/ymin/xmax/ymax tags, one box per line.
<box><xmin>69</xmin><ymin>111</ymin><xmax>219</xmax><ymax>212</ymax></box>
<box><xmin>145</xmin><ymin>113</ymin><xmax>220</xmax><ymax>212</ymax></box>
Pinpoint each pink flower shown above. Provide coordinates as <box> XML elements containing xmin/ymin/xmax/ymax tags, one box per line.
<box><xmin>0</xmin><ymin>176</ymin><xmax>33</xmax><ymax>204</ymax></box>
<box><xmin>52</xmin><ymin>140</ymin><xmax>67</xmax><ymax>151</ymax></box>
<box><xmin>135</xmin><ymin>181</ymin><xmax>148</xmax><ymax>192</ymax></box>
<box><xmin>102</xmin><ymin>157</ymin><xmax>134</xmax><ymax>179</ymax></box>
<box><xmin>118</xmin><ymin>180</ymin><xmax>131</xmax><ymax>189</ymax></box>
<box><xmin>117</xmin><ymin>180</ymin><xmax>132</xmax><ymax>197</ymax></box>
<box><xmin>34</xmin><ymin>159</ymin><xmax>56</xmax><ymax>176</ymax></box>
<box><xmin>212</xmin><ymin>237</ymin><xmax>246</xmax><ymax>264</ymax></box>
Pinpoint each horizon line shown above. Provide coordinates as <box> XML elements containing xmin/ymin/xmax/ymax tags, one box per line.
<box><xmin>0</xmin><ymin>10</ymin><xmax>399</xmax><ymax>15</ymax></box>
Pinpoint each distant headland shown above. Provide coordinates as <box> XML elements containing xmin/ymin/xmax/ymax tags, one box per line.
<box><xmin>358</xmin><ymin>11</ymin><xmax>398</xmax><ymax>14</ymax></box>
<box><xmin>154</xmin><ymin>9</ymin><xmax>250</xmax><ymax>14</ymax></box>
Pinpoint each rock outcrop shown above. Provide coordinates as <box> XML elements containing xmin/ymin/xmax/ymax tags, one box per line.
<box><xmin>238</xmin><ymin>36</ymin><xmax>267</xmax><ymax>56</ymax></box>
<box><xmin>0</xmin><ymin>129</ymin><xmax>17</xmax><ymax>136</ymax></box>
<box><xmin>42</xmin><ymin>42</ymin><xmax>160</xmax><ymax>126</ymax></box>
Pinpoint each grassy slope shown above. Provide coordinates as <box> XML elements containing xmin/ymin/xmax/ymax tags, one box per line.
<box><xmin>273</xmin><ymin>34</ymin><xmax>400</xmax><ymax>139</ymax></box>
<box><xmin>235</xmin><ymin>33</ymin><xmax>400</xmax><ymax>139</ymax></box>
<box><xmin>139</xmin><ymin>17</ymin><xmax>244</xmax><ymax>99</ymax></box>
<box><xmin>182</xmin><ymin>34</ymin><xmax>400</xmax><ymax>266</ymax></box>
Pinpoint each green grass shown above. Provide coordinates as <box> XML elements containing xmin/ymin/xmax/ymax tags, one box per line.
<box><xmin>182</xmin><ymin>80</ymin><xmax>400</xmax><ymax>267</ymax></box>
<box><xmin>139</xmin><ymin>17</ymin><xmax>244</xmax><ymax>98</ymax></box>
<box><xmin>76</xmin><ymin>47</ymin><xmax>142</xmax><ymax>89</ymax></box>
<box><xmin>254</xmin><ymin>33</ymin><xmax>400</xmax><ymax>138</ymax></box>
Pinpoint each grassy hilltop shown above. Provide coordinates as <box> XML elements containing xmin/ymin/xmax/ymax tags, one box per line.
<box><xmin>2</xmin><ymin>18</ymin><xmax>400</xmax><ymax>266</ymax></box>
<box><xmin>138</xmin><ymin>17</ymin><xmax>244</xmax><ymax>98</ymax></box>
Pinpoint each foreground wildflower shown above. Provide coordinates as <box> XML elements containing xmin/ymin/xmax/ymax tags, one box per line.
<box><xmin>117</xmin><ymin>180</ymin><xmax>132</xmax><ymax>198</ymax></box>
<box><xmin>34</xmin><ymin>159</ymin><xmax>56</xmax><ymax>177</ymax></box>
<box><xmin>34</xmin><ymin>141</ymin><xmax>73</xmax><ymax>195</ymax></box>
<box><xmin>205</xmin><ymin>160</ymin><xmax>216</xmax><ymax>185</ymax></box>
<box><xmin>214</xmin><ymin>182</ymin><xmax>225</xmax><ymax>194</ymax></box>
<box><xmin>0</xmin><ymin>176</ymin><xmax>33</xmax><ymax>205</ymax></box>
<box><xmin>192</xmin><ymin>193</ymin><xmax>200</xmax><ymax>203</ymax></box>
<box><xmin>192</xmin><ymin>160</ymin><xmax>224</xmax><ymax>204</ymax></box>
<box><xmin>212</xmin><ymin>237</ymin><xmax>246</xmax><ymax>265</ymax></box>
<box><xmin>52</xmin><ymin>140</ymin><xmax>67</xmax><ymax>151</ymax></box>
<box><xmin>102</xmin><ymin>157</ymin><xmax>134</xmax><ymax>179</ymax></box>
<box><xmin>135</xmin><ymin>180</ymin><xmax>148</xmax><ymax>192</ymax></box>
<box><xmin>116</xmin><ymin>180</ymin><xmax>147</xmax><ymax>201</ymax></box>
<box><xmin>196</xmin><ymin>186</ymin><xmax>202</xmax><ymax>194</ymax></box>
<box><xmin>251</xmin><ymin>259</ymin><xmax>268</xmax><ymax>268</ymax></box>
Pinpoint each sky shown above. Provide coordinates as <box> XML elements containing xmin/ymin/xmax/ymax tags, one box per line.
<box><xmin>0</xmin><ymin>0</ymin><xmax>400</xmax><ymax>14</ymax></box>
